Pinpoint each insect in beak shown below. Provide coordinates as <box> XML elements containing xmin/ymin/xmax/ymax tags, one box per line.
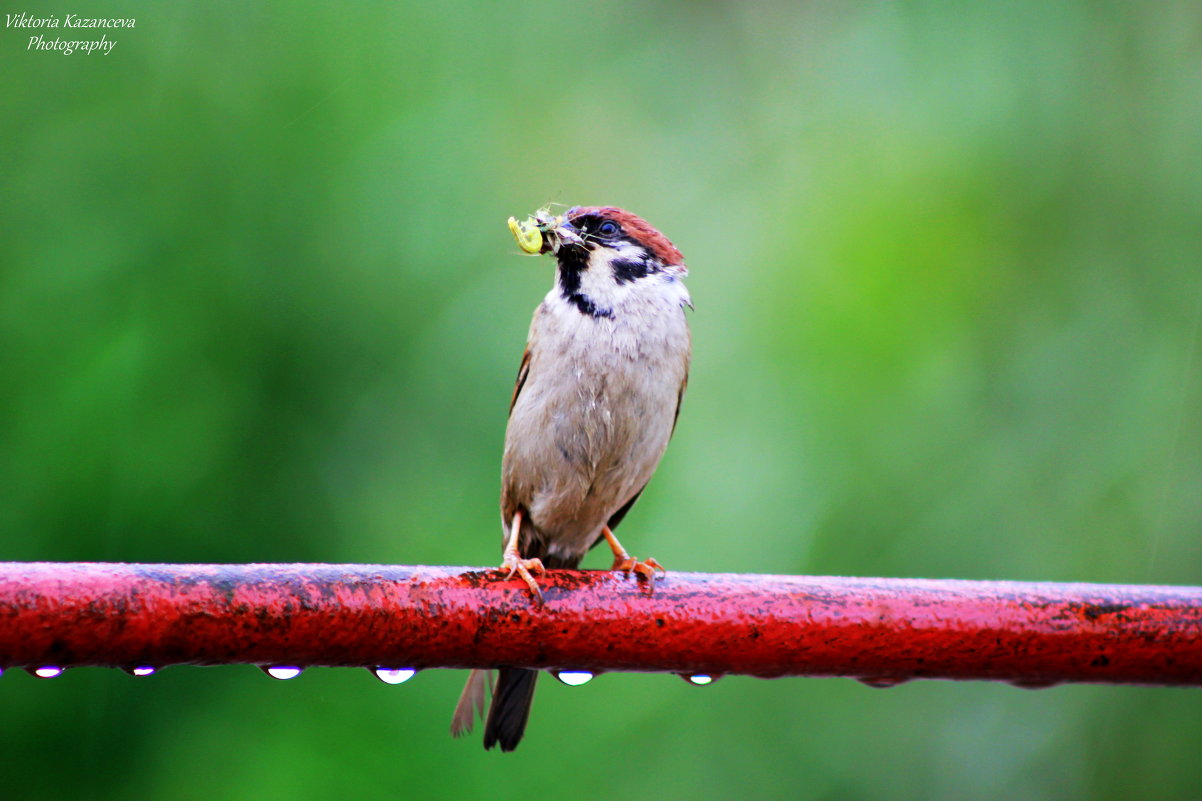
<box><xmin>508</xmin><ymin>216</ymin><xmax>543</xmax><ymax>254</ymax></box>
<box><xmin>508</xmin><ymin>207</ymin><xmax>584</xmax><ymax>255</ymax></box>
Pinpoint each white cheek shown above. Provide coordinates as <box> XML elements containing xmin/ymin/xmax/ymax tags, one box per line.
<box><xmin>577</xmin><ymin>246</ymin><xmax>646</xmax><ymax>306</ymax></box>
<box><xmin>610</xmin><ymin>242</ymin><xmax>649</xmax><ymax>261</ymax></box>
<box><xmin>578</xmin><ymin>260</ymin><xmax>621</xmax><ymax>303</ymax></box>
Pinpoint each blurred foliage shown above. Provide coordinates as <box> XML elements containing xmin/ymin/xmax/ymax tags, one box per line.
<box><xmin>2</xmin><ymin>1</ymin><xmax>1201</xmax><ymax>799</ymax></box>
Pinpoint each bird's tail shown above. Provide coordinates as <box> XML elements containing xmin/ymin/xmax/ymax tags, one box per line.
<box><xmin>450</xmin><ymin>669</ymin><xmax>490</xmax><ymax>740</ymax></box>
<box><xmin>449</xmin><ymin>667</ymin><xmax>540</xmax><ymax>751</ymax></box>
<box><xmin>483</xmin><ymin>667</ymin><xmax>539</xmax><ymax>751</ymax></box>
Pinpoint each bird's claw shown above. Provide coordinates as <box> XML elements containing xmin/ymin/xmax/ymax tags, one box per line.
<box><xmin>500</xmin><ymin>554</ymin><xmax>546</xmax><ymax>601</ymax></box>
<box><xmin>612</xmin><ymin>555</ymin><xmax>666</xmax><ymax>580</ymax></box>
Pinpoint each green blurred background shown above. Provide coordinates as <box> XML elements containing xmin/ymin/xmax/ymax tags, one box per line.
<box><xmin>2</xmin><ymin>1</ymin><xmax>1201</xmax><ymax>798</ymax></box>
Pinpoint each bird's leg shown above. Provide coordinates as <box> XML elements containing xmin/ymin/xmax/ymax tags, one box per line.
<box><xmin>500</xmin><ymin>509</ymin><xmax>546</xmax><ymax>601</ymax></box>
<box><xmin>602</xmin><ymin>525</ymin><xmax>665</xmax><ymax>580</ymax></box>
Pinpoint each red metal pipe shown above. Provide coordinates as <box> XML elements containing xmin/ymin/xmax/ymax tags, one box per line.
<box><xmin>0</xmin><ymin>562</ymin><xmax>1200</xmax><ymax>686</ymax></box>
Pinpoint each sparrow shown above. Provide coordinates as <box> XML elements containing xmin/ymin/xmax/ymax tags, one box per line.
<box><xmin>450</xmin><ymin>205</ymin><xmax>692</xmax><ymax>751</ymax></box>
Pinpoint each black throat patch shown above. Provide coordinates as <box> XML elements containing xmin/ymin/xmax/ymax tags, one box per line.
<box><xmin>556</xmin><ymin>248</ymin><xmax>614</xmax><ymax>319</ymax></box>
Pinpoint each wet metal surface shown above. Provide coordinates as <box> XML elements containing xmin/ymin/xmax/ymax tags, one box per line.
<box><xmin>0</xmin><ymin>562</ymin><xmax>1200</xmax><ymax>685</ymax></box>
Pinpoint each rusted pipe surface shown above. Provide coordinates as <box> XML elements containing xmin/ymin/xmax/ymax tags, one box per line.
<box><xmin>0</xmin><ymin>562</ymin><xmax>1200</xmax><ymax>686</ymax></box>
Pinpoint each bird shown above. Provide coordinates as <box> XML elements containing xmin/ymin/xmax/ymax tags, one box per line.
<box><xmin>450</xmin><ymin>205</ymin><xmax>692</xmax><ymax>751</ymax></box>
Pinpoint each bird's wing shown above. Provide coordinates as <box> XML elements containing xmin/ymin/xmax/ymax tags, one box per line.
<box><xmin>670</xmin><ymin>372</ymin><xmax>688</xmax><ymax>434</ymax></box>
<box><xmin>500</xmin><ymin>343</ymin><xmax>534</xmax><ymax>535</ymax></box>
<box><xmin>509</xmin><ymin>345</ymin><xmax>532</xmax><ymax>416</ymax></box>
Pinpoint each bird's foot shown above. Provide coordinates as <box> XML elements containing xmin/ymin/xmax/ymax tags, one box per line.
<box><xmin>611</xmin><ymin>554</ymin><xmax>666</xmax><ymax>580</ymax></box>
<box><xmin>499</xmin><ymin>553</ymin><xmax>546</xmax><ymax>602</ymax></box>
<box><xmin>601</xmin><ymin>524</ymin><xmax>665</xmax><ymax>581</ymax></box>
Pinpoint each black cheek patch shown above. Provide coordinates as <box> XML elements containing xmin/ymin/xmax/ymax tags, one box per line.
<box><xmin>612</xmin><ymin>257</ymin><xmax>655</xmax><ymax>285</ymax></box>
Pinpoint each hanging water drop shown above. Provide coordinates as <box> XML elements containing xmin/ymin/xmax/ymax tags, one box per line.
<box><xmin>372</xmin><ymin>667</ymin><xmax>416</xmax><ymax>685</ymax></box>
<box><xmin>131</xmin><ymin>666</ymin><xmax>156</xmax><ymax>676</ymax></box>
<box><xmin>263</xmin><ymin>666</ymin><xmax>303</xmax><ymax>680</ymax></box>
<box><xmin>856</xmin><ymin>676</ymin><xmax>909</xmax><ymax>689</ymax></box>
<box><xmin>34</xmin><ymin>666</ymin><xmax>64</xmax><ymax>678</ymax></box>
<box><xmin>682</xmin><ymin>673</ymin><xmax>715</xmax><ymax>686</ymax></box>
<box><xmin>553</xmin><ymin>670</ymin><xmax>594</xmax><ymax>686</ymax></box>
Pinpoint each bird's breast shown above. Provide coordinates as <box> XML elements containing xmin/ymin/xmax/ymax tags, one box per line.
<box><xmin>501</xmin><ymin>293</ymin><xmax>690</xmax><ymax>555</ymax></box>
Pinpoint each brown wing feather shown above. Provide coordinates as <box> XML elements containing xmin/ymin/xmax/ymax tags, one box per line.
<box><xmin>509</xmin><ymin>346</ymin><xmax>531</xmax><ymax>416</ymax></box>
<box><xmin>671</xmin><ymin>372</ymin><xmax>688</xmax><ymax>434</ymax></box>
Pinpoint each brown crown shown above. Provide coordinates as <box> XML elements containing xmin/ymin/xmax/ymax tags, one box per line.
<box><xmin>568</xmin><ymin>206</ymin><xmax>685</xmax><ymax>266</ymax></box>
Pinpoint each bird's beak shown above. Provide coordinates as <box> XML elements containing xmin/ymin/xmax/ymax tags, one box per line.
<box><xmin>547</xmin><ymin>219</ymin><xmax>582</xmax><ymax>254</ymax></box>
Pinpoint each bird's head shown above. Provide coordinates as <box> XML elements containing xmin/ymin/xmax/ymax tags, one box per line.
<box><xmin>508</xmin><ymin>205</ymin><xmax>689</xmax><ymax>319</ymax></box>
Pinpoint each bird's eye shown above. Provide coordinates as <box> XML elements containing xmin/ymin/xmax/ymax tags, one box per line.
<box><xmin>597</xmin><ymin>220</ymin><xmax>620</xmax><ymax>237</ymax></box>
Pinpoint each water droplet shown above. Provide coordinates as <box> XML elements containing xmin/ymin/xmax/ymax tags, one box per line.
<box><xmin>553</xmin><ymin>670</ymin><xmax>594</xmax><ymax>686</ymax></box>
<box><xmin>681</xmin><ymin>673</ymin><xmax>716</xmax><ymax>686</ymax></box>
<box><xmin>131</xmin><ymin>666</ymin><xmax>156</xmax><ymax>676</ymax></box>
<box><xmin>1011</xmin><ymin>678</ymin><xmax>1059</xmax><ymax>690</ymax></box>
<box><xmin>857</xmin><ymin>676</ymin><xmax>909</xmax><ymax>689</ymax></box>
<box><xmin>0</xmin><ymin>667</ymin><xmax>5</xmax><ymax>678</ymax></box>
<box><xmin>263</xmin><ymin>666</ymin><xmax>303</xmax><ymax>680</ymax></box>
<box><xmin>34</xmin><ymin>666</ymin><xmax>64</xmax><ymax>678</ymax></box>
<box><xmin>372</xmin><ymin>667</ymin><xmax>416</xmax><ymax>685</ymax></box>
